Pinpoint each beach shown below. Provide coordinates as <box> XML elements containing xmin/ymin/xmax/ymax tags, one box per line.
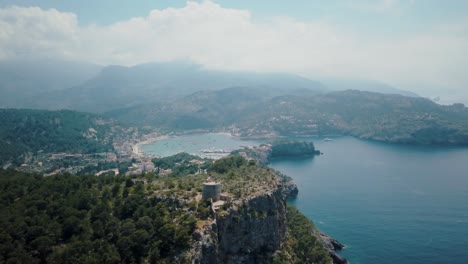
<box><xmin>132</xmin><ymin>135</ymin><xmax>170</xmax><ymax>157</ymax></box>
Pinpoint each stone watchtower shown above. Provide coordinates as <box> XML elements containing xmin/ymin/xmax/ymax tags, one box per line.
<box><xmin>202</xmin><ymin>182</ymin><xmax>222</xmax><ymax>202</ymax></box>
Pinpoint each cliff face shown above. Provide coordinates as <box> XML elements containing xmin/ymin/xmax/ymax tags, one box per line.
<box><xmin>217</xmin><ymin>187</ymin><xmax>288</xmax><ymax>263</ymax></box>
<box><xmin>232</xmin><ymin>140</ymin><xmax>321</xmax><ymax>166</ymax></box>
<box><xmin>270</xmin><ymin>141</ymin><xmax>320</xmax><ymax>158</ymax></box>
<box><xmin>188</xmin><ymin>157</ymin><xmax>346</xmax><ymax>264</ymax></box>
<box><xmin>320</xmin><ymin>233</ymin><xmax>347</xmax><ymax>264</ymax></box>
<box><xmin>192</xmin><ymin>181</ymin><xmax>297</xmax><ymax>264</ymax></box>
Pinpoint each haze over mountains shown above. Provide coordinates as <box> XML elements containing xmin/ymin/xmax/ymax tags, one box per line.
<box><xmin>1</xmin><ymin>58</ymin><xmax>428</xmax><ymax>113</ymax></box>
<box><xmin>320</xmin><ymin>79</ymin><xmax>420</xmax><ymax>98</ymax></box>
<box><xmin>0</xmin><ymin>58</ymin><xmax>102</xmax><ymax>108</ymax></box>
<box><xmin>3</xmin><ymin>57</ymin><xmax>468</xmax><ymax>147</ymax></box>
<box><xmin>29</xmin><ymin>61</ymin><xmax>328</xmax><ymax>113</ymax></box>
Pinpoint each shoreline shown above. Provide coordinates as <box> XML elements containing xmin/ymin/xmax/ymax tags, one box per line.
<box><xmin>132</xmin><ymin>132</ymin><xmax>242</xmax><ymax>158</ymax></box>
<box><xmin>132</xmin><ymin>135</ymin><xmax>171</xmax><ymax>157</ymax></box>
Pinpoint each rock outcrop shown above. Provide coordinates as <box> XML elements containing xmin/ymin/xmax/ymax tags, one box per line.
<box><xmin>190</xmin><ymin>169</ymin><xmax>346</xmax><ymax>264</ymax></box>
<box><xmin>320</xmin><ymin>232</ymin><xmax>348</xmax><ymax>264</ymax></box>
<box><xmin>216</xmin><ymin>187</ymin><xmax>288</xmax><ymax>263</ymax></box>
<box><xmin>192</xmin><ymin>181</ymin><xmax>294</xmax><ymax>264</ymax></box>
<box><xmin>232</xmin><ymin>140</ymin><xmax>321</xmax><ymax>166</ymax></box>
<box><xmin>270</xmin><ymin>140</ymin><xmax>321</xmax><ymax>158</ymax></box>
<box><xmin>282</xmin><ymin>180</ymin><xmax>299</xmax><ymax>200</ymax></box>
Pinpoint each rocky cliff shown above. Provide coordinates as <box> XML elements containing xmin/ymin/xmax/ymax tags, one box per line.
<box><xmin>232</xmin><ymin>140</ymin><xmax>321</xmax><ymax>166</ymax></box>
<box><xmin>190</xmin><ymin>179</ymin><xmax>346</xmax><ymax>264</ymax></box>
<box><xmin>187</xmin><ymin>156</ymin><xmax>345</xmax><ymax>264</ymax></box>
<box><xmin>216</xmin><ymin>186</ymin><xmax>289</xmax><ymax>263</ymax></box>
<box><xmin>270</xmin><ymin>140</ymin><xmax>321</xmax><ymax>158</ymax></box>
<box><xmin>191</xmin><ymin>180</ymin><xmax>295</xmax><ymax>264</ymax></box>
<box><xmin>320</xmin><ymin>233</ymin><xmax>348</xmax><ymax>264</ymax></box>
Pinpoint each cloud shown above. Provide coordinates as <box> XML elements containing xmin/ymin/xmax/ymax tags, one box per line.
<box><xmin>0</xmin><ymin>1</ymin><xmax>467</xmax><ymax>100</ymax></box>
<box><xmin>0</xmin><ymin>6</ymin><xmax>78</xmax><ymax>58</ymax></box>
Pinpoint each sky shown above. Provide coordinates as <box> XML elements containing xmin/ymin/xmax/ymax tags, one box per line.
<box><xmin>0</xmin><ymin>0</ymin><xmax>467</xmax><ymax>103</ymax></box>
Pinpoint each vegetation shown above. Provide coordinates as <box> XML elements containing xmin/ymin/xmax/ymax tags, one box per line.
<box><xmin>273</xmin><ymin>206</ymin><xmax>331</xmax><ymax>264</ymax></box>
<box><xmin>152</xmin><ymin>154</ymin><xmax>281</xmax><ymax>199</ymax></box>
<box><xmin>0</xmin><ymin>169</ymin><xmax>197</xmax><ymax>263</ymax></box>
<box><xmin>77</xmin><ymin>160</ymin><xmax>134</xmax><ymax>175</ymax></box>
<box><xmin>270</xmin><ymin>140</ymin><xmax>320</xmax><ymax>158</ymax></box>
<box><xmin>107</xmin><ymin>88</ymin><xmax>468</xmax><ymax>146</ymax></box>
<box><xmin>231</xmin><ymin>140</ymin><xmax>320</xmax><ymax>166</ymax></box>
<box><xmin>0</xmin><ymin>155</ymin><xmax>280</xmax><ymax>263</ymax></box>
<box><xmin>0</xmin><ymin>109</ymin><xmax>114</xmax><ymax>165</ymax></box>
<box><xmin>152</xmin><ymin>152</ymin><xmax>210</xmax><ymax>176</ymax></box>
<box><xmin>208</xmin><ymin>156</ymin><xmax>282</xmax><ymax>198</ymax></box>
<box><xmin>239</xmin><ymin>90</ymin><xmax>468</xmax><ymax>145</ymax></box>
<box><xmin>151</xmin><ymin>154</ymin><xmax>281</xmax><ymax>199</ymax></box>
<box><xmin>0</xmin><ymin>154</ymin><xmax>332</xmax><ymax>263</ymax></box>
<box><xmin>210</xmin><ymin>155</ymin><xmax>247</xmax><ymax>174</ymax></box>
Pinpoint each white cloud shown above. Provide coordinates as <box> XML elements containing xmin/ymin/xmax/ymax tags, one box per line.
<box><xmin>0</xmin><ymin>6</ymin><xmax>78</xmax><ymax>58</ymax></box>
<box><xmin>0</xmin><ymin>1</ymin><xmax>467</xmax><ymax>101</ymax></box>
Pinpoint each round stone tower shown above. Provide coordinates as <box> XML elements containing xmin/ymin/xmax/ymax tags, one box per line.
<box><xmin>202</xmin><ymin>182</ymin><xmax>222</xmax><ymax>202</ymax></box>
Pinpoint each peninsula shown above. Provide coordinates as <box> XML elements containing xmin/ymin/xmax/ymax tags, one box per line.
<box><xmin>233</xmin><ymin>140</ymin><xmax>321</xmax><ymax>165</ymax></box>
<box><xmin>0</xmin><ymin>155</ymin><xmax>346</xmax><ymax>263</ymax></box>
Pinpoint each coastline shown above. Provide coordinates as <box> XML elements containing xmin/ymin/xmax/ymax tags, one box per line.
<box><xmin>130</xmin><ymin>131</ymin><xmax>347</xmax><ymax>263</ymax></box>
<box><xmin>132</xmin><ymin>135</ymin><xmax>170</xmax><ymax>157</ymax></box>
<box><xmin>132</xmin><ymin>132</ymin><xmax>237</xmax><ymax>158</ymax></box>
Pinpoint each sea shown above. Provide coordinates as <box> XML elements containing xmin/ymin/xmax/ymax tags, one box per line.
<box><xmin>142</xmin><ymin>133</ymin><xmax>468</xmax><ymax>264</ymax></box>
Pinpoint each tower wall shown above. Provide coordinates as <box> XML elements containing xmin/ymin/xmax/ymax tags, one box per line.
<box><xmin>202</xmin><ymin>183</ymin><xmax>222</xmax><ymax>202</ymax></box>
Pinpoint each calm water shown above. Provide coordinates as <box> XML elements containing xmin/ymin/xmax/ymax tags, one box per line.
<box><xmin>143</xmin><ymin>134</ymin><xmax>468</xmax><ymax>264</ymax></box>
<box><xmin>140</xmin><ymin>133</ymin><xmax>261</xmax><ymax>158</ymax></box>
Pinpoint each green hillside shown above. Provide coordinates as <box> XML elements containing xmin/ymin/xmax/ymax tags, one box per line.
<box><xmin>0</xmin><ymin>156</ymin><xmax>330</xmax><ymax>264</ymax></box>
<box><xmin>106</xmin><ymin>88</ymin><xmax>468</xmax><ymax>146</ymax></box>
<box><xmin>0</xmin><ymin>109</ymin><xmax>114</xmax><ymax>165</ymax></box>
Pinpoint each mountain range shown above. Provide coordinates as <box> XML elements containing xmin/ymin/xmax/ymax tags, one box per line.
<box><xmin>0</xmin><ymin>58</ymin><xmax>101</xmax><ymax>108</ymax></box>
<box><xmin>105</xmin><ymin>88</ymin><xmax>468</xmax><ymax>145</ymax></box>
<box><xmin>2</xmin><ymin>58</ymin><xmax>422</xmax><ymax>113</ymax></box>
<box><xmin>18</xmin><ymin>60</ymin><xmax>327</xmax><ymax>113</ymax></box>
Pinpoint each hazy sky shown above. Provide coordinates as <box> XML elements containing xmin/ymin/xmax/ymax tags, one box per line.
<box><xmin>0</xmin><ymin>0</ymin><xmax>467</xmax><ymax>102</ymax></box>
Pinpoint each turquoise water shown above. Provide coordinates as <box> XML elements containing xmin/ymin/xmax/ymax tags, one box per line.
<box><xmin>142</xmin><ymin>134</ymin><xmax>468</xmax><ymax>264</ymax></box>
<box><xmin>140</xmin><ymin>133</ymin><xmax>262</xmax><ymax>158</ymax></box>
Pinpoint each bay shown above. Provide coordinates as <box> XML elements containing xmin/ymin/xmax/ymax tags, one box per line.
<box><xmin>140</xmin><ymin>133</ymin><xmax>261</xmax><ymax>158</ymax></box>
<box><xmin>142</xmin><ymin>134</ymin><xmax>468</xmax><ymax>264</ymax></box>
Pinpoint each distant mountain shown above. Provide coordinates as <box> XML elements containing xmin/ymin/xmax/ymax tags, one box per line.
<box><xmin>3</xmin><ymin>59</ymin><xmax>426</xmax><ymax>113</ymax></box>
<box><xmin>320</xmin><ymin>79</ymin><xmax>419</xmax><ymax>97</ymax></box>
<box><xmin>30</xmin><ymin>61</ymin><xmax>327</xmax><ymax>113</ymax></box>
<box><xmin>236</xmin><ymin>90</ymin><xmax>468</xmax><ymax>144</ymax></box>
<box><xmin>104</xmin><ymin>86</ymin><xmax>320</xmax><ymax>129</ymax></box>
<box><xmin>0</xmin><ymin>58</ymin><xmax>102</xmax><ymax>108</ymax></box>
<box><xmin>105</xmin><ymin>86</ymin><xmax>263</xmax><ymax>129</ymax></box>
<box><xmin>107</xmin><ymin>88</ymin><xmax>468</xmax><ymax>145</ymax></box>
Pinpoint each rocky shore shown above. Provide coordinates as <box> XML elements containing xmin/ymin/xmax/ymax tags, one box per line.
<box><xmin>288</xmin><ymin>181</ymin><xmax>348</xmax><ymax>264</ymax></box>
<box><xmin>320</xmin><ymin>232</ymin><xmax>348</xmax><ymax>264</ymax></box>
<box><xmin>232</xmin><ymin>140</ymin><xmax>321</xmax><ymax>165</ymax></box>
<box><xmin>189</xmin><ymin>173</ymin><xmax>347</xmax><ymax>264</ymax></box>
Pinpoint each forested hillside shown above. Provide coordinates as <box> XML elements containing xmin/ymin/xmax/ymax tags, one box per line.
<box><xmin>0</xmin><ymin>109</ymin><xmax>114</xmax><ymax>165</ymax></box>
<box><xmin>0</xmin><ymin>170</ymin><xmax>196</xmax><ymax>263</ymax></box>
<box><xmin>0</xmin><ymin>155</ymin><xmax>331</xmax><ymax>264</ymax></box>
<box><xmin>238</xmin><ymin>90</ymin><xmax>468</xmax><ymax>144</ymax></box>
<box><xmin>107</xmin><ymin>88</ymin><xmax>468</xmax><ymax>145</ymax></box>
